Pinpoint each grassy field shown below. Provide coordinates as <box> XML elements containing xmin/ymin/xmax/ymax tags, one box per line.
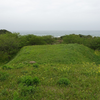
<box><xmin>0</xmin><ymin>44</ymin><xmax>100</xmax><ymax>100</ymax></box>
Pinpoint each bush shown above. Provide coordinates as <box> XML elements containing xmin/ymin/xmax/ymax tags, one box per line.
<box><xmin>0</xmin><ymin>72</ymin><xmax>9</xmax><ymax>81</ymax></box>
<box><xmin>19</xmin><ymin>34</ymin><xmax>46</xmax><ymax>46</ymax></box>
<box><xmin>2</xmin><ymin>65</ymin><xmax>13</xmax><ymax>70</ymax></box>
<box><xmin>57</xmin><ymin>78</ymin><xmax>70</xmax><ymax>86</ymax></box>
<box><xmin>33</xmin><ymin>63</ymin><xmax>39</xmax><ymax>68</ymax></box>
<box><xmin>42</xmin><ymin>35</ymin><xmax>55</xmax><ymax>44</ymax></box>
<box><xmin>18</xmin><ymin>75</ymin><xmax>40</xmax><ymax>86</ymax></box>
<box><xmin>62</xmin><ymin>34</ymin><xmax>82</xmax><ymax>44</ymax></box>
<box><xmin>0</xmin><ymin>29</ymin><xmax>11</xmax><ymax>35</ymax></box>
<box><xmin>18</xmin><ymin>75</ymin><xmax>33</xmax><ymax>86</ymax></box>
<box><xmin>62</xmin><ymin>34</ymin><xmax>100</xmax><ymax>50</ymax></box>
<box><xmin>33</xmin><ymin>77</ymin><xmax>40</xmax><ymax>86</ymax></box>
<box><xmin>0</xmin><ymin>32</ymin><xmax>20</xmax><ymax>61</ymax></box>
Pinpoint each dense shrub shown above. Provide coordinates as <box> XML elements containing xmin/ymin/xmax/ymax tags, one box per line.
<box><xmin>19</xmin><ymin>34</ymin><xmax>46</xmax><ymax>46</ymax></box>
<box><xmin>18</xmin><ymin>75</ymin><xmax>40</xmax><ymax>86</ymax></box>
<box><xmin>57</xmin><ymin>78</ymin><xmax>70</xmax><ymax>86</ymax></box>
<box><xmin>2</xmin><ymin>65</ymin><xmax>13</xmax><ymax>70</ymax></box>
<box><xmin>33</xmin><ymin>63</ymin><xmax>39</xmax><ymax>68</ymax></box>
<box><xmin>62</xmin><ymin>34</ymin><xmax>100</xmax><ymax>50</ymax></box>
<box><xmin>87</xmin><ymin>37</ymin><xmax>100</xmax><ymax>50</ymax></box>
<box><xmin>0</xmin><ymin>31</ymin><xmax>56</xmax><ymax>62</ymax></box>
<box><xmin>42</xmin><ymin>35</ymin><xmax>55</xmax><ymax>44</ymax></box>
<box><xmin>0</xmin><ymin>32</ymin><xmax>20</xmax><ymax>61</ymax></box>
<box><xmin>62</xmin><ymin>34</ymin><xmax>82</xmax><ymax>44</ymax></box>
<box><xmin>0</xmin><ymin>29</ymin><xmax>11</xmax><ymax>35</ymax></box>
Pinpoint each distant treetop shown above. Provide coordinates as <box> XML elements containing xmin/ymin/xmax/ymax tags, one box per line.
<box><xmin>0</xmin><ymin>29</ymin><xmax>12</xmax><ymax>34</ymax></box>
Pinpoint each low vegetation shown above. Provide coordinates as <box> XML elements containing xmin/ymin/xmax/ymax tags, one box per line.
<box><xmin>0</xmin><ymin>29</ymin><xmax>100</xmax><ymax>99</ymax></box>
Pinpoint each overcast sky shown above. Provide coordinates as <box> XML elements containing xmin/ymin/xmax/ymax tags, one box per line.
<box><xmin>0</xmin><ymin>0</ymin><xmax>100</xmax><ymax>31</ymax></box>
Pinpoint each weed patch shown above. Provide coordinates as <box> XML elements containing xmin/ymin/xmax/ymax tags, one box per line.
<box><xmin>0</xmin><ymin>71</ymin><xmax>9</xmax><ymax>81</ymax></box>
<box><xmin>19</xmin><ymin>85</ymin><xmax>36</xmax><ymax>96</ymax></box>
<box><xmin>0</xmin><ymin>89</ymin><xmax>9</xmax><ymax>96</ymax></box>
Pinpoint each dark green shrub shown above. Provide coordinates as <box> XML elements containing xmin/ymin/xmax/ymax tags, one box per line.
<box><xmin>18</xmin><ymin>75</ymin><xmax>33</xmax><ymax>86</ymax></box>
<box><xmin>62</xmin><ymin>34</ymin><xmax>81</xmax><ymax>44</ymax></box>
<box><xmin>57</xmin><ymin>78</ymin><xmax>70</xmax><ymax>86</ymax></box>
<box><xmin>87</xmin><ymin>37</ymin><xmax>100</xmax><ymax>50</ymax></box>
<box><xmin>33</xmin><ymin>63</ymin><xmax>39</xmax><ymax>68</ymax></box>
<box><xmin>42</xmin><ymin>35</ymin><xmax>55</xmax><ymax>44</ymax></box>
<box><xmin>62</xmin><ymin>34</ymin><xmax>100</xmax><ymax>50</ymax></box>
<box><xmin>0</xmin><ymin>29</ymin><xmax>11</xmax><ymax>35</ymax></box>
<box><xmin>18</xmin><ymin>75</ymin><xmax>40</xmax><ymax>86</ymax></box>
<box><xmin>33</xmin><ymin>77</ymin><xmax>40</xmax><ymax>86</ymax></box>
<box><xmin>2</xmin><ymin>65</ymin><xmax>13</xmax><ymax>70</ymax></box>
<box><xmin>19</xmin><ymin>34</ymin><xmax>46</xmax><ymax>46</ymax></box>
<box><xmin>0</xmin><ymin>32</ymin><xmax>20</xmax><ymax>62</ymax></box>
<box><xmin>0</xmin><ymin>72</ymin><xmax>9</xmax><ymax>81</ymax></box>
<box><xmin>20</xmin><ymin>86</ymin><xmax>36</xmax><ymax>96</ymax></box>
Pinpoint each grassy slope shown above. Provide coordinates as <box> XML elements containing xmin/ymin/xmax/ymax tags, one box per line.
<box><xmin>0</xmin><ymin>44</ymin><xmax>100</xmax><ymax>100</ymax></box>
<box><xmin>8</xmin><ymin>44</ymin><xmax>100</xmax><ymax>65</ymax></box>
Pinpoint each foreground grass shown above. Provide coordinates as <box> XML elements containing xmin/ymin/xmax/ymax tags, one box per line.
<box><xmin>0</xmin><ymin>44</ymin><xmax>100</xmax><ymax>100</ymax></box>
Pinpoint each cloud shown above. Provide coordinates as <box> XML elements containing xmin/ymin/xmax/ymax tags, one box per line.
<box><xmin>0</xmin><ymin>0</ymin><xmax>100</xmax><ymax>30</ymax></box>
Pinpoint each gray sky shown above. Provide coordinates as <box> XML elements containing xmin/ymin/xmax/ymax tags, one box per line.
<box><xmin>0</xmin><ymin>0</ymin><xmax>100</xmax><ymax>31</ymax></box>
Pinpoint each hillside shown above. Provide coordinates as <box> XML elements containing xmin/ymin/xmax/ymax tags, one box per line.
<box><xmin>0</xmin><ymin>44</ymin><xmax>100</xmax><ymax>100</ymax></box>
<box><xmin>8</xmin><ymin>44</ymin><xmax>100</xmax><ymax>65</ymax></box>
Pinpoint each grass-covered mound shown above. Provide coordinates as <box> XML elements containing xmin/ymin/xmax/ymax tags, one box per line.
<box><xmin>8</xmin><ymin>44</ymin><xmax>100</xmax><ymax>65</ymax></box>
<box><xmin>0</xmin><ymin>44</ymin><xmax>100</xmax><ymax>100</ymax></box>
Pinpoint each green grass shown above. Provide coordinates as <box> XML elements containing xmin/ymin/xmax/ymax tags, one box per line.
<box><xmin>8</xmin><ymin>44</ymin><xmax>100</xmax><ymax>65</ymax></box>
<box><xmin>0</xmin><ymin>44</ymin><xmax>100</xmax><ymax>100</ymax></box>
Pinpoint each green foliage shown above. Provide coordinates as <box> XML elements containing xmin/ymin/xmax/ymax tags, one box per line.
<box><xmin>42</xmin><ymin>35</ymin><xmax>55</xmax><ymax>44</ymax></box>
<box><xmin>19</xmin><ymin>34</ymin><xmax>46</xmax><ymax>46</ymax></box>
<box><xmin>33</xmin><ymin>77</ymin><xmax>40</xmax><ymax>86</ymax></box>
<box><xmin>19</xmin><ymin>86</ymin><xmax>36</xmax><ymax>96</ymax></box>
<box><xmin>2</xmin><ymin>65</ymin><xmax>13</xmax><ymax>70</ymax></box>
<box><xmin>62</xmin><ymin>34</ymin><xmax>82</xmax><ymax>44</ymax></box>
<box><xmin>19</xmin><ymin>34</ymin><xmax>56</xmax><ymax>46</ymax></box>
<box><xmin>87</xmin><ymin>37</ymin><xmax>100</xmax><ymax>50</ymax></box>
<box><xmin>0</xmin><ymin>89</ymin><xmax>9</xmax><ymax>96</ymax></box>
<box><xmin>18</xmin><ymin>75</ymin><xmax>40</xmax><ymax>86</ymax></box>
<box><xmin>62</xmin><ymin>34</ymin><xmax>100</xmax><ymax>50</ymax></box>
<box><xmin>33</xmin><ymin>63</ymin><xmax>39</xmax><ymax>68</ymax></box>
<box><xmin>0</xmin><ymin>32</ymin><xmax>20</xmax><ymax>62</ymax></box>
<box><xmin>57</xmin><ymin>78</ymin><xmax>70</xmax><ymax>86</ymax></box>
<box><xmin>0</xmin><ymin>72</ymin><xmax>9</xmax><ymax>81</ymax></box>
<box><xmin>0</xmin><ymin>29</ymin><xmax>11</xmax><ymax>35</ymax></box>
<box><xmin>13</xmin><ymin>91</ymin><xmax>21</xmax><ymax>100</ymax></box>
<box><xmin>18</xmin><ymin>75</ymin><xmax>33</xmax><ymax>86</ymax></box>
<box><xmin>1</xmin><ymin>30</ymin><xmax>100</xmax><ymax>64</ymax></box>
